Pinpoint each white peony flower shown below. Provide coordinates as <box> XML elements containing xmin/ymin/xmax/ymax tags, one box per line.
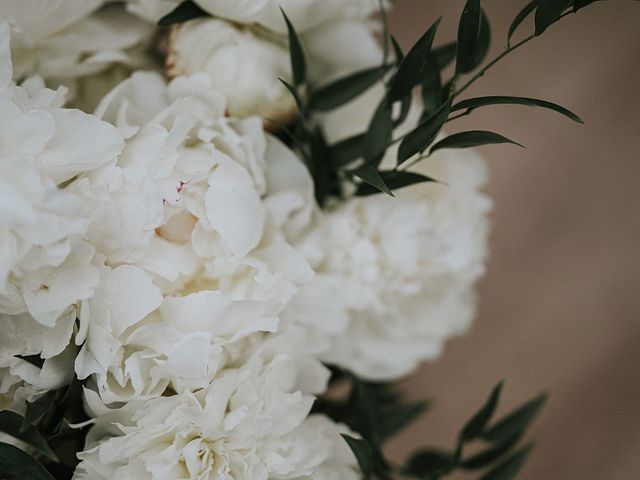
<box><xmin>286</xmin><ymin>91</ymin><xmax>492</xmax><ymax>380</ymax></box>
<box><xmin>74</xmin><ymin>354</ymin><xmax>356</xmax><ymax>480</ymax></box>
<box><xmin>129</xmin><ymin>0</ymin><xmax>381</xmax><ymax>34</ymax></box>
<box><xmin>0</xmin><ymin>2</ymin><xmax>155</xmax><ymax>109</ymax></box>
<box><xmin>167</xmin><ymin>18</ymin><xmax>296</xmax><ymax>123</ymax></box>
<box><xmin>73</xmin><ymin>71</ymin><xmax>317</xmax><ymax>403</ymax></box>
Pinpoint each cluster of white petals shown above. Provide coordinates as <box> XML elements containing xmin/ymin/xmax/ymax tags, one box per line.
<box><xmin>74</xmin><ymin>354</ymin><xmax>356</xmax><ymax>480</ymax></box>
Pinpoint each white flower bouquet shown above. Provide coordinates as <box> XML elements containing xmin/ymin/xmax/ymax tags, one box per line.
<box><xmin>0</xmin><ymin>1</ymin><xmax>630</xmax><ymax>479</ymax></box>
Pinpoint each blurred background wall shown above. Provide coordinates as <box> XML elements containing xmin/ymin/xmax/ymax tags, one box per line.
<box><xmin>387</xmin><ymin>1</ymin><xmax>640</xmax><ymax>478</ymax></box>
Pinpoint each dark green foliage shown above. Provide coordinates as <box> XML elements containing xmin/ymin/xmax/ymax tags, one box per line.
<box><xmin>356</xmin><ymin>171</ymin><xmax>437</xmax><ymax>197</ymax></box>
<box><xmin>456</xmin><ymin>0</ymin><xmax>491</xmax><ymax>74</ymax></box>
<box><xmin>451</xmin><ymin>96</ymin><xmax>583</xmax><ymax>123</ymax></box>
<box><xmin>281</xmin><ymin>8</ymin><xmax>307</xmax><ymax>87</ymax></box>
<box><xmin>308</xmin><ymin>66</ymin><xmax>389</xmax><ymax>111</ymax></box>
<box><xmin>158</xmin><ymin>0</ymin><xmax>207</xmax><ymax>27</ymax></box>
<box><xmin>429</xmin><ymin>130</ymin><xmax>524</xmax><ymax>154</ymax></box>
<box><xmin>0</xmin><ymin>412</ymin><xmax>57</xmax><ymax>461</ymax></box>
<box><xmin>0</xmin><ymin>443</ymin><xmax>55</xmax><ymax>480</ymax></box>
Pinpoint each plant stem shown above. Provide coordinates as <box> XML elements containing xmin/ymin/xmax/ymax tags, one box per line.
<box><xmin>454</xmin><ymin>33</ymin><xmax>536</xmax><ymax>98</ymax></box>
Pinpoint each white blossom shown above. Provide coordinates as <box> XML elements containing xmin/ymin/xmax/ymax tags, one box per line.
<box><xmin>73</xmin><ymin>72</ymin><xmax>317</xmax><ymax>403</ymax></box>
<box><xmin>74</xmin><ymin>354</ymin><xmax>356</xmax><ymax>480</ymax></box>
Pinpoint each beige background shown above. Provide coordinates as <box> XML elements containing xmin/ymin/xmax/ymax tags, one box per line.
<box><xmin>386</xmin><ymin>2</ymin><xmax>640</xmax><ymax>479</ymax></box>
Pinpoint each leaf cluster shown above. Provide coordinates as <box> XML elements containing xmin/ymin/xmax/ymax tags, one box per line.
<box><xmin>0</xmin><ymin>374</ymin><xmax>87</xmax><ymax>480</ymax></box>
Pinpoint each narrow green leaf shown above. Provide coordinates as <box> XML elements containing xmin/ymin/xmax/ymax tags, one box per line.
<box><xmin>363</xmin><ymin>99</ymin><xmax>393</xmax><ymax>164</ymax></box>
<box><xmin>456</xmin><ymin>0</ymin><xmax>491</xmax><ymax>74</ymax></box>
<box><xmin>356</xmin><ymin>171</ymin><xmax>436</xmax><ymax>197</ymax></box>
<box><xmin>460</xmin><ymin>381</ymin><xmax>504</xmax><ymax>441</ymax></box>
<box><xmin>451</xmin><ymin>95</ymin><xmax>583</xmax><ymax>123</ymax></box>
<box><xmin>379</xmin><ymin>400</ymin><xmax>430</xmax><ymax>441</ymax></box>
<box><xmin>309</xmin><ymin>128</ymin><xmax>332</xmax><ymax>207</ymax></box>
<box><xmin>432</xmin><ymin>41</ymin><xmax>458</xmax><ymax>70</ymax></box>
<box><xmin>534</xmin><ymin>0</ymin><xmax>573</xmax><ymax>35</ymax></box>
<box><xmin>308</xmin><ymin>66</ymin><xmax>389</xmax><ymax>111</ymax></box>
<box><xmin>461</xmin><ymin>434</ymin><xmax>521</xmax><ymax>469</ymax></box>
<box><xmin>397</xmin><ymin>97</ymin><xmax>452</xmax><ymax>165</ymax></box>
<box><xmin>0</xmin><ymin>412</ymin><xmax>57</xmax><ymax>461</ymax></box>
<box><xmin>341</xmin><ymin>434</ymin><xmax>375</xmax><ymax>475</ymax></box>
<box><xmin>421</xmin><ymin>56</ymin><xmax>442</xmax><ymax>117</ymax></box>
<box><xmin>158</xmin><ymin>0</ymin><xmax>207</xmax><ymax>27</ymax></box>
<box><xmin>394</xmin><ymin>93</ymin><xmax>413</xmax><ymax>128</ymax></box>
<box><xmin>508</xmin><ymin>1</ymin><xmax>539</xmax><ymax>46</ymax></box>
<box><xmin>328</xmin><ymin>134</ymin><xmax>365</xmax><ymax>167</ymax></box>
<box><xmin>387</xmin><ymin>17</ymin><xmax>442</xmax><ymax>102</ymax></box>
<box><xmin>430</xmin><ymin>130</ymin><xmax>524</xmax><ymax>154</ymax></box>
<box><xmin>351</xmin><ymin>164</ymin><xmax>393</xmax><ymax>197</ymax></box>
<box><xmin>390</xmin><ymin>35</ymin><xmax>404</xmax><ymax>66</ymax></box>
<box><xmin>0</xmin><ymin>442</ymin><xmax>55</xmax><ymax>480</ymax></box>
<box><xmin>483</xmin><ymin>393</ymin><xmax>547</xmax><ymax>442</ymax></box>
<box><xmin>278</xmin><ymin>78</ymin><xmax>304</xmax><ymax>113</ymax></box>
<box><xmin>281</xmin><ymin>8</ymin><xmax>306</xmax><ymax>86</ymax></box>
<box><xmin>22</xmin><ymin>391</ymin><xmax>56</xmax><ymax>432</ymax></box>
<box><xmin>405</xmin><ymin>449</ymin><xmax>453</xmax><ymax>477</ymax></box>
<box><xmin>478</xmin><ymin>444</ymin><xmax>534</xmax><ymax>480</ymax></box>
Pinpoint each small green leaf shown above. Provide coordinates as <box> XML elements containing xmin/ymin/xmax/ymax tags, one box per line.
<box><xmin>432</xmin><ymin>41</ymin><xmax>458</xmax><ymax>70</ymax></box>
<box><xmin>0</xmin><ymin>412</ymin><xmax>57</xmax><ymax>461</ymax></box>
<box><xmin>451</xmin><ymin>96</ymin><xmax>583</xmax><ymax>123</ymax></box>
<box><xmin>387</xmin><ymin>17</ymin><xmax>442</xmax><ymax>102</ymax></box>
<box><xmin>482</xmin><ymin>393</ymin><xmax>547</xmax><ymax>442</ymax></box>
<box><xmin>461</xmin><ymin>434</ymin><xmax>521</xmax><ymax>469</ymax></box>
<box><xmin>356</xmin><ymin>171</ymin><xmax>436</xmax><ymax>197</ymax></box>
<box><xmin>328</xmin><ymin>134</ymin><xmax>365</xmax><ymax>167</ymax></box>
<box><xmin>308</xmin><ymin>128</ymin><xmax>332</xmax><ymax>207</ymax></box>
<box><xmin>278</xmin><ymin>78</ymin><xmax>304</xmax><ymax>113</ymax></box>
<box><xmin>350</xmin><ymin>164</ymin><xmax>393</xmax><ymax>197</ymax></box>
<box><xmin>421</xmin><ymin>56</ymin><xmax>442</xmax><ymax>118</ymax></box>
<box><xmin>460</xmin><ymin>381</ymin><xmax>504</xmax><ymax>441</ymax></box>
<box><xmin>158</xmin><ymin>0</ymin><xmax>207</xmax><ymax>27</ymax></box>
<box><xmin>430</xmin><ymin>130</ymin><xmax>524</xmax><ymax>154</ymax></box>
<box><xmin>478</xmin><ymin>444</ymin><xmax>534</xmax><ymax>480</ymax></box>
<box><xmin>508</xmin><ymin>1</ymin><xmax>539</xmax><ymax>46</ymax></box>
<box><xmin>390</xmin><ymin>35</ymin><xmax>405</xmax><ymax>66</ymax></box>
<box><xmin>405</xmin><ymin>449</ymin><xmax>453</xmax><ymax>477</ymax></box>
<box><xmin>363</xmin><ymin>99</ymin><xmax>393</xmax><ymax>164</ymax></box>
<box><xmin>378</xmin><ymin>399</ymin><xmax>430</xmax><ymax>441</ymax></box>
<box><xmin>456</xmin><ymin>0</ymin><xmax>491</xmax><ymax>74</ymax></box>
<box><xmin>22</xmin><ymin>391</ymin><xmax>56</xmax><ymax>432</ymax></box>
<box><xmin>281</xmin><ymin>8</ymin><xmax>306</xmax><ymax>86</ymax></box>
<box><xmin>0</xmin><ymin>442</ymin><xmax>55</xmax><ymax>480</ymax></box>
<box><xmin>534</xmin><ymin>0</ymin><xmax>573</xmax><ymax>35</ymax></box>
<box><xmin>397</xmin><ymin>97</ymin><xmax>452</xmax><ymax>165</ymax></box>
<box><xmin>308</xmin><ymin>66</ymin><xmax>389</xmax><ymax>111</ymax></box>
<box><xmin>341</xmin><ymin>434</ymin><xmax>375</xmax><ymax>475</ymax></box>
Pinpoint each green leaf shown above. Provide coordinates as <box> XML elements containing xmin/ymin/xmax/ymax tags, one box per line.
<box><xmin>281</xmin><ymin>8</ymin><xmax>306</xmax><ymax>86</ymax></box>
<box><xmin>356</xmin><ymin>171</ymin><xmax>436</xmax><ymax>197</ymax></box>
<box><xmin>379</xmin><ymin>400</ymin><xmax>430</xmax><ymax>440</ymax></box>
<box><xmin>278</xmin><ymin>78</ymin><xmax>304</xmax><ymax>113</ymax></box>
<box><xmin>350</xmin><ymin>164</ymin><xmax>393</xmax><ymax>197</ymax></box>
<box><xmin>308</xmin><ymin>128</ymin><xmax>332</xmax><ymax>207</ymax></box>
<box><xmin>451</xmin><ymin>96</ymin><xmax>583</xmax><ymax>123</ymax></box>
<box><xmin>363</xmin><ymin>99</ymin><xmax>393</xmax><ymax>164</ymax></box>
<box><xmin>405</xmin><ymin>449</ymin><xmax>453</xmax><ymax>477</ymax></box>
<box><xmin>456</xmin><ymin>0</ymin><xmax>491</xmax><ymax>74</ymax></box>
<box><xmin>0</xmin><ymin>442</ymin><xmax>55</xmax><ymax>480</ymax></box>
<box><xmin>430</xmin><ymin>130</ymin><xmax>524</xmax><ymax>154</ymax></box>
<box><xmin>341</xmin><ymin>435</ymin><xmax>375</xmax><ymax>476</ymax></box>
<box><xmin>22</xmin><ymin>391</ymin><xmax>56</xmax><ymax>432</ymax></box>
<box><xmin>394</xmin><ymin>93</ymin><xmax>413</xmax><ymax>128</ymax></box>
<box><xmin>308</xmin><ymin>66</ymin><xmax>389</xmax><ymax>111</ymax></box>
<box><xmin>478</xmin><ymin>444</ymin><xmax>534</xmax><ymax>480</ymax></box>
<box><xmin>432</xmin><ymin>41</ymin><xmax>458</xmax><ymax>70</ymax></box>
<box><xmin>391</xmin><ymin>35</ymin><xmax>405</xmax><ymax>66</ymax></box>
<box><xmin>387</xmin><ymin>17</ymin><xmax>442</xmax><ymax>102</ymax></box>
<box><xmin>328</xmin><ymin>134</ymin><xmax>365</xmax><ymax>167</ymax></box>
<box><xmin>397</xmin><ymin>97</ymin><xmax>452</xmax><ymax>165</ymax></box>
<box><xmin>460</xmin><ymin>381</ymin><xmax>504</xmax><ymax>441</ymax></box>
<box><xmin>573</xmin><ymin>0</ymin><xmax>605</xmax><ymax>11</ymax></box>
<box><xmin>421</xmin><ymin>56</ymin><xmax>442</xmax><ymax>118</ymax></box>
<box><xmin>461</xmin><ymin>434</ymin><xmax>521</xmax><ymax>469</ymax></box>
<box><xmin>534</xmin><ymin>0</ymin><xmax>573</xmax><ymax>35</ymax></box>
<box><xmin>482</xmin><ymin>393</ymin><xmax>547</xmax><ymax>442</ymax></box>
<box><xmin>158</xmin><ymin>0</ymin><xmax>207</xmax><ymax>27</ymax></box>
<box><xmin>508</xmin><ymin>1</ymin><xmax>539</xmax><ymax>46</ymax></box>
<box><xmin>0</xmin><ymin>412</ymin><xmax>57</xmax><ymax>461</ymax></box>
